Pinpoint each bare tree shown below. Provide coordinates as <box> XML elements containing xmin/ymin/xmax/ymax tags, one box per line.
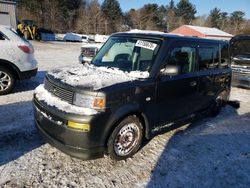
<box><xmin>76</xmin><ymin>0</ymin><xmax>106</xmax><ymax>34</ymax></box>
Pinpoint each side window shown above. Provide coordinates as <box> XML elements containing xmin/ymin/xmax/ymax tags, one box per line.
<box><xmin>166</xmin><ymin>46</ymin><xmax>196</xmax><ymax>74</ymax></box>
<box><xmin>198</xmin><ymin>45</ymin><xmax>220</xmax><ymax>70</ymax></box>
<box><xmin>137</xmin><ymin>47</ymin><xmax>155</xmax><ymax>72</ymax></box>
<box><xmin>199</xmin><ymin>47</ymin><xmax>214</xmax><ymax>70</ymax></box>
<box><xmin>220</xmin><ymin>43</ymin><xmax>229</xmax><ymax>68</ymax></box>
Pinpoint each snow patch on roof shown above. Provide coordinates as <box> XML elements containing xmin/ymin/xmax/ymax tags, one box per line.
<box><xmin>49</xmin><ymin>64</ymin><xmax>149</xmax><ymax>90</ymax></box>
<box><xmin>35</xmin><ymin>84</ymin><xmax>97</xmax><ymax>115</ymax></box>
<box><xmin>127</xmin><ymin>29</ymin><xmax>165</xmax><ymax>34</ymax></box>
<box><xmin>186</xmin><ymin>25</ymin><xmax>233</xmax><ymax>37</ymax></box>
<box><xmin>124</xmin><ymin>29</ymin><xmax>183</xmax><ymax>36</ymax></box>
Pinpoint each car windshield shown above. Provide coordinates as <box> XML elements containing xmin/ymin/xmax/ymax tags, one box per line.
<box><xmin>91</xmin><ymin>36</ymin><xmax>161</xmax><ymax>73</ymax></box>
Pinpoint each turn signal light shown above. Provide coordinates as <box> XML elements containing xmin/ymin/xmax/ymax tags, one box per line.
<box><xmin>93</xmin><ymin>97</ymin><xmax>105</xmax><ymax>110</ymax></box>
<box><xmin>67</xmin><ymin>121</ymin><xmax>90</xmax><ymax>132</ymax></box>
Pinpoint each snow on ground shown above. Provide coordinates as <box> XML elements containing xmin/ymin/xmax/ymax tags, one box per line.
<box><xmin>0</xmin><ymin>41</ymin><xmax>250</xmax><ymax>187</ymax></box>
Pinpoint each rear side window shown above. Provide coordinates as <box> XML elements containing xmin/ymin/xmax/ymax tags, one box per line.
<box><xmin>220</xmin><ymin>43</ymin><xmax>229</xmax><ymax>68</ymax></box>
<box><xmin>198</xmin><ymin>45</ymin><xmax>219</xmax><ymax>70</ymax></box>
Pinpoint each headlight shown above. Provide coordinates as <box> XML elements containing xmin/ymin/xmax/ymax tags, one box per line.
<box><xmin>73</xmin><ymin>93</ymin><xmax>105</xmax><ymax>110</ymax></box>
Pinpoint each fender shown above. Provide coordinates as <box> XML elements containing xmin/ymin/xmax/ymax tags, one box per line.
<box><xmin>0</xmin><ymin>59</ymin><xmax>21</xmax><ymax>79</ymax></box>
<box><xmin>101</xmin><ymin>103</ymin><xmax>151</xmax><ymax>145</ymax></box>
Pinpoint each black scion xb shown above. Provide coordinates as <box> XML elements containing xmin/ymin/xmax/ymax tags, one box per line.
<box><xmin>33</xmin><ymin>31</ymin><xmax>231</xmax><ymax>160</ymax></box>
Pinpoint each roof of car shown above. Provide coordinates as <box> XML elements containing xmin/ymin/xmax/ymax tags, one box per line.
<box><xmin>112</xmin><ymin>29</ymin><xmax>228</xmax><ymax>43</ymax></box>
<box><xmin>230</xmin><ymin>34</ymin><xmax>250</xmax><ymax>43</ymax></box>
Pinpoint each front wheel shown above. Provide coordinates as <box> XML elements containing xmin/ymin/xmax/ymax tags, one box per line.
<box><xmin>107</xmin><ymin>116</ymin><xmax>143</xmax><ymax>160</ymax></box>
<box><xmin>0</xmin><ymin>66</ymin><xmax>15</xmax><ymax>95</ymax></box>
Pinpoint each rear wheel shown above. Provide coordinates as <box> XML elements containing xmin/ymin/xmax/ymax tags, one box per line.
<box><xmin>0</xmin><ymin>66</ymin><xmax>15</xmax><ymax>95</ymax></box>
<box><xmin>108</xmin><ymin>116</ymin><xmax>143</xmax><ymax>160</ymax></box>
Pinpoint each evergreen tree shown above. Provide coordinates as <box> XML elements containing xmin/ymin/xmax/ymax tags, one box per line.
<box><xmin>209</xmin><ymin>8</ymin><xmax>221</xmax><ymax>29</ymax></box>
<box><xmin>168</xmin><ymin>0</ymin><xmax>175</xmax><ymax>10</ymax></box>
<box><xmin>139</xmin><ymin>4</ymin><xmax>160</xmax><ymax>30</ymax></box>
<box><xmin>101</xmin><ymin>0</ymin><xmax>122</xmax><ymax>33</ymax></box>
<box><xmin>176</xmin><ymin>0</ymin><xmax>196</xmax><ymax>24</ymax></box>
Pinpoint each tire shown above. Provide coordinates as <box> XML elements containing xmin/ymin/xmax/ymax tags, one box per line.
<box><xmin>107</xmin><ymin>115</ymin><xmax>143</xmax><ymax>160</ymax></box>
<box><xmin>209</xmin><ymin>97</ymin><xmax>222</xmax><ymax>117</ymax></box>
<box><xmin>0</xmin><ymin>66</ymin><xmax>15</xmax><ymax>95</ymax></box>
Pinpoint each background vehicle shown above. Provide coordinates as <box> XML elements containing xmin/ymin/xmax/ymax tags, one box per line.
<box><xmin>64</xmin><ymin>33</ymin><xmax>89</xmax><ymax>42</ymax></box>
<box><xmin>0</xmin><ymin>25</ymin><xmax>37</xmax><ymax>95</ymax></box>
<box><xmin>79</xmin><ymin>43</ymin><xmax>103</xmax><ymax>63</ymax></box>
<box><xmin>230</xmin><ymin>35</ymin><xmax>250</xmax><ymax>88</ymax></box>
<box><xmin>88</xmin><ymin>34</ymin><xmax>109</xmax><ymax>43</ymax></box>
<box><xmin>17</xmin><ymin>19</ymin><xmax>54</xmax><ymax>40</ymax></box>
<box><xmin>34</xmin><ymin>32</ymin><xmax>231</xmax><ymax>161</ymax></box>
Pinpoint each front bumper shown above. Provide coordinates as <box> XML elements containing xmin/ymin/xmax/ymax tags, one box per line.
<box><xmin>33</xmin><ymin>97</ymin><xmax>107</xmax><ymax>160</ymax></box>
<box><xmin>232</xmin><ymin>72</ymin><xmax>250</xmax><ymax>89</ymax></box>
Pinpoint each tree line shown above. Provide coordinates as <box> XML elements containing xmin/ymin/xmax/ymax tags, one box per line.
<box><xmin>15</xmin><ymin>0</ymin><xmax>250</xmax><ymax>35</ymax></box>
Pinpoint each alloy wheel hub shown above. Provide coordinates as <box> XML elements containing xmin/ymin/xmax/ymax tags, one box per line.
<box><xmin>0</xmin><ymin>71</ymin><xmax>11</xmax><ymax>91</ymax></box>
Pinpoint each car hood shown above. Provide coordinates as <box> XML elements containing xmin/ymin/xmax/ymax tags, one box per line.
<box><xmin>47</xmin><ymin>64</ymin><xmax>149</xmax><ymax>91</ymax></box>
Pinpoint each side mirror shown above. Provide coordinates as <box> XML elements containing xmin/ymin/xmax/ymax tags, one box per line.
<box><xmin>160</xmin><ymin>65</ymin><xmax>180</xmax><ymax>76</ymax></box>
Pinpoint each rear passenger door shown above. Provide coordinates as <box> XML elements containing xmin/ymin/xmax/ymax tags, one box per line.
<box><xmin>196</xmin><ymin>43</ymin><xmax>229</xmax><ymax>109</ymax></box>
<box><xmin>155</xmin><ymin>41</ymin><xmax>200</xmax><ymax>127</ymax></box>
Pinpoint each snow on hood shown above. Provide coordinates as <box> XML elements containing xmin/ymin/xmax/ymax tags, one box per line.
<box><xmin>35</xmin><ymin>85</ymin><xmax>97</xmax><ymax>115</ymax></box>
<box><xmin>48</xmin><ymin>64</ymin><xmax>149</xmax><ymax>90</ymax></box>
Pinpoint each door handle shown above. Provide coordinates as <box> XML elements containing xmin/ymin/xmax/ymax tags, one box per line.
<box><xmin>190</xmin><ymin>81</ymin><xmax>197</xmax><ymax>87</ymax></box>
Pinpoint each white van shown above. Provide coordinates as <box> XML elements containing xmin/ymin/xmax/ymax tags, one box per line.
<box><xmin>64</xmin><ymin>33</ymin><xmax>89</xmax><ymax>43</ymax></box>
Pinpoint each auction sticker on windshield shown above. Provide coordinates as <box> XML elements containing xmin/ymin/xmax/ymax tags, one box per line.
<box><xmin>135</xmin><ymin>40</ymin><xmax>157</xmax><ymax>51</ymax></box>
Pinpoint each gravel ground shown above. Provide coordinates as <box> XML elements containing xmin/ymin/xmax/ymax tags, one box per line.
<box><xmin>0</xmin><ymin>41</ymin><xmax>249</xmax><ymax>188</ymax></box>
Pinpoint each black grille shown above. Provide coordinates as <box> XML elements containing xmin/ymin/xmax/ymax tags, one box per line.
<box><xmin>44</xmin><ymin>78</ymin><xmax>74</xmax><ymax>104</ymax></box>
